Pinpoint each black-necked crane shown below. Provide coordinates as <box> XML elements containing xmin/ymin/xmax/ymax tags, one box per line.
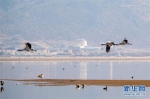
<box><xmin>103</xmin><ymin>86</ymin><xmax>107</xmax><ymax>91</ymax></box>
<box><xmin>76</xmin><ymin>84</ymin><xmax>80</xmax><ymax>89</ymax></box>
<box><xmin>82</xmin><ymin>84</ymin><xmax>85</xmax><ymax>89</ymax></box>
<box><xmin>101</xmin><ymin>41</ymin><xmax>116</xmax><ymax>53</ymax></box>
<box><xmin>1</xmin><ymin>81</ymin><xmax>4</xmax><ymax>86</ymax></box>
<box><xmin>18</xmin><ymin>43</ymin><xmax>36</xmax><ymax>52</ymax></box>
<box><xmin>117</xmin><ymin>38</ymin><xmax>132</xmax><ymax>45</ymax></box>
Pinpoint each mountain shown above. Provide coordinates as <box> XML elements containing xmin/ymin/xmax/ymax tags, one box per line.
<box><xmin>0</xmin><ymin>0</ymin><xmax>150</xmax><ymax>49</ymax></box>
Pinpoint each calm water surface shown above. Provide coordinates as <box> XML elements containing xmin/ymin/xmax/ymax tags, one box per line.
<box><xmin>0</xmin><ymin>61</ymin><xmax>150</xmax><ymax>80</ymax></box>
<box><xmin>0</xmin><ymin>61</ymin><xmax>150</xmax><ymax>99</ymax></box>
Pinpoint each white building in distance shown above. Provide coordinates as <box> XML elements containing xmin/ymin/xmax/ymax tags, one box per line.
<box><xmin>77</xmin><ymin>38</ymin><xmax>87</xmax><ymax>48</ymax></box>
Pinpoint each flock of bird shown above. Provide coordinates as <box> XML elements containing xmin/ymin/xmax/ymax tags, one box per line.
<box><xmin>0</xmin><ymin>80</ymin><xmax>108</xmax><ymax>91</ymax></box>
<box><xmin>101</xmin><ymin>38</ymin><xmax>132</xmax><ymax>53</ymax></box>
<box><xmin>17</xmin><ymin>38</ymin><xmax>131</xmax><ymax>53</ymax></box>
<box><xmin>1</xmin><ymin>61</ymin><xmax>134</xmax><ymax>91</ymax></box>
<box><xmin>1</xmin><ymin>38</ymin><xmax>131</xmax><ymax>92</ymax></box>
<box><xmin>76</xmin><ymin>84</ymin><xmax>107</xmax><ymax>91</ymax></box>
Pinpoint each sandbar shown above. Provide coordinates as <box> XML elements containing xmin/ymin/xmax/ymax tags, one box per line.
<box><xmin>4</xmin><ymin>79</ymin><xmax>150</xmax><ymax>87</ymax></box>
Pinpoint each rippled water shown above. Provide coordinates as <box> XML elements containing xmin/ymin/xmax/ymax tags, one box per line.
<box><xmin>0</xmin><ymin>61</ymin><xmax>150</xmax><ymax>99</ymax></box>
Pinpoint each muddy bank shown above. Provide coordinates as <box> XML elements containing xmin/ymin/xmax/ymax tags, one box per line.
<box><xmin>4</xmin><ymin>79</ymin><xmax>150</xmax><ymax>86</ymax></box>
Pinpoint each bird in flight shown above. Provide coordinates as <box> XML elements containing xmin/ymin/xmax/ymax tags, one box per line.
<box><xmin>18</xmin><ymin>43</ymin><xmax>36</xmax><ymax>52</ymax></box>
<box><xmin>117</xmin><ymin>38</ymin><xmax>132</xmax><ymax>45</ymax></box>
<box><xmin>101</xmin><ymin>41</ymin><xmax>116</xmax><ymax>53</ymax></box>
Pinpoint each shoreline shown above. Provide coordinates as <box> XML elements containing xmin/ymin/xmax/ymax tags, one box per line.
<box><xmin>2</xmin><ymin>79</ymin><xmax>150</xmax><ymax>86</ymax></box>
<box><xmin>0</xmin><ymin>56</ymin><xmax>150</xmax><ymax>61</ymax></box>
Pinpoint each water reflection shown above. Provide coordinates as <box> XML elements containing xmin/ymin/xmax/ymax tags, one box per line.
<box><xmin>0</xmin><ymin>61</ymin><xmax>150</xmax><ymax>99</ymax></box>
<box><xmin>1</xmin><ymin>87</ymin><xmax>4</xmax><ymax>92</ymax></box>
<box><xmin>110</xmin><ymin>62</ymin><xmax>113</xmax><ymax>80</ymax></box>
<box><xmin>0</xmin><ymin>81</ymin><xmax>150</xmax><ymax>99</ymax></box>
<box><xmin>79</xmin><ymin>62</ymin><xmax>87</xmax><ymax>79</ymax></box>
<box><xmin>0</xmin><ymin>61</ymin><xmax>150</xmax><ymax>80</ymax></box>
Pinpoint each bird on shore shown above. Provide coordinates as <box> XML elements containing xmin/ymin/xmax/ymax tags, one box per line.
<box><xmin>18</xmin><ymin>42</ymin><xmax>36</xmax><ymax>52</ymax></box>
<box><xmin>116</xmin><ymin>38</ymin><xmax>132</xmax><ymax>45</ymax></box>
<box><xmin>38</xmin><ymin>74</ymin><xmax>44</xmax><ymax>78</ymax></box>
<box><xmin>101</xmin><ymin>41</ymin><xmax>116</xmax><ymax>53</ymax></box>
<box><xmin>76</xmin><ymin>84</ymin><xmax>80</xmax><ymax>89</ymax></box>
<box><xmin>1</xmin><ymin>81</ymin><xmax>4</xmax><ymax>86</ymax></box>
<box><xmin>103</xmin><ymin>86</ymin><xmax>107</xmax><ymax>91</ymax></box>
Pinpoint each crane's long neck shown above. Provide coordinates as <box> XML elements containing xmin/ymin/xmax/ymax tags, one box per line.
<box><xmin>17</xmin><ymin>49</ymin><xmax>24</xmax><ymax>51</ymax></box>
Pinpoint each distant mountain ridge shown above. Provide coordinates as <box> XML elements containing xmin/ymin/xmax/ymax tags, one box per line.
<box><xmin>0</xmin><ymin>0</ymin><xmax>150</xmax><ymax>49</ymax></box>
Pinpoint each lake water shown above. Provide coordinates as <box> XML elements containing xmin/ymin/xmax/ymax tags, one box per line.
<box><xmin>0</xmin><ymin>61</ymin><xmax>150</xmax><ymax>99</ymax></box>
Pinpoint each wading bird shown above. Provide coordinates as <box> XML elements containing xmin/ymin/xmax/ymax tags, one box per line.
<box><xmin>101</xmin><ymin>41</ymin><xmax>116</xmax><ymax>53</ymax></box>
<box><xmin>82</xmin><ymin>84</ymin><xmax>85</xmax><ymax>89</ymax></box>
<box><xmin>103</xmin><ymin>86</ymin><xmax>107</xmax><ymax>91</ymax></box>
<box><xmin>1</xmin><ymin>81</ymin><xmax>4</xmax><ymax>86</ymax></box>
<box><xmin>18</xmin><ymin>43</ymin><xmax>36</xmax><ymax>52</ymax></box>
<box><xmin>76</xmin><ymin>84</ymin><xmax>80</xmax><ymax>89</ymax></box>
